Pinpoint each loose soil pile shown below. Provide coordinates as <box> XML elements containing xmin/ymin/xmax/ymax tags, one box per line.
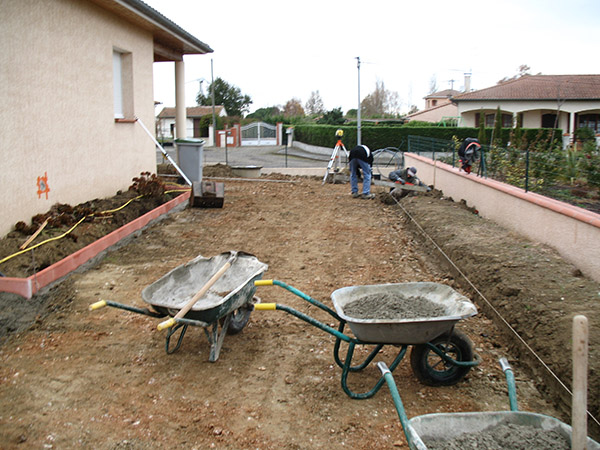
<box><xmin>343</xmin><ymin>294</ymin><xmax>447</xmax><ymax>321</ymax></box>
<box><xmin>0</xmin><ymin>174</ymin><xmax>182</xmax><ymax>279</ymax></box>
<box><xmin>0</xmin><ymin>168</ymin><xmax>598</xmax><ymax>449</ymax></box>
<box><xmin>425</xmin><ymin>423</ymin><xmax>570</xmax><ymax>450</ymax></box>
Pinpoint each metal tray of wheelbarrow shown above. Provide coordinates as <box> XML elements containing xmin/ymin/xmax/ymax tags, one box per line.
<box><xmin>331</xmin><ymin>282</ymin><xmax>477</xmax><ymax>344</ymax></box>
<box><xmin>406</xmin><ymin>411</ymin><xmax>600</xmax><ymax>450</ymax></box>
<box><xmin>142</xmin><ymin>251</ymin><xmax>268</xmax><ymax>324</ymax></box>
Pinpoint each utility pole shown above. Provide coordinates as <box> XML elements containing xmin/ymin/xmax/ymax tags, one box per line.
<box><xmin>356</xmin><ymin>56</ymin><xmax>361</xmax><ymax>146</ymax></box>
<box><xmin>211</xmin><ymin>59</ymin><xmax>216</xmax><ymax>135</ymax></box>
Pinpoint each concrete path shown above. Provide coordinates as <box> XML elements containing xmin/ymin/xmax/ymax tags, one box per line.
<box><xmin>157</xmin><ymin>144</ymin><xmax>330</xmax><ymax>176</ymax></box>
<box><xmin>157</xmin><ymin>144</ymin><xmax>398</xmax><ymax>177</ymax></box>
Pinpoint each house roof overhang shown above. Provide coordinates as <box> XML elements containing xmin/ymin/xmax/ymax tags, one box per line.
<box><xmin>88</xmin><ymin>0</ymin><xmax>213</xmax><ymax>61</ymax></box>
<box><xmin>452</xmin><ymin>75</ymin><xmax>600</xmax><ymax>104</ymax></box>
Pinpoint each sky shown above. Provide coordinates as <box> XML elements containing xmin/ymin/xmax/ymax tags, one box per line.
<box><xmin>145</xmin><ymin>0</ymin><xmax>600</xmax><ymax>115</ymax></box>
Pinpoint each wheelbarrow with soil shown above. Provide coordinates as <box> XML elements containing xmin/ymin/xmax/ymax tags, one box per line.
<box><xmin>90</xmin><ymin>251</ymin><xmax>268</xmax><ymax>362</ymax></box>
<box><xmin>253</xmin><ymin>280</ymin><xmax>479</xmax><ymax>398</ymax></box>
<box><xmin>377</xmin><ymin>358</ymin><xmax>600</xmax><ymax>449</ymax></box>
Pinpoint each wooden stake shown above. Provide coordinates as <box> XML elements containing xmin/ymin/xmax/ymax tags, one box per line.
<box><xmin>572</xmin><ymin>314</ymin><xmax>588</xmax><ymax>450</ymax></box>
<box><xmin>19</xmin><ymin>219</ymin><xmax>48</xmax><ymax>250</ymax></box>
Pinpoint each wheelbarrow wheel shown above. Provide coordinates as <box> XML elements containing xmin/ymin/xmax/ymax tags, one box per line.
<box><xmin>222</xmin><ymin>305</ymin><xmax>252</xmax><ymax>335</ymax></box>
<box><xmin>410</xmin><ymin>329</ymin><xmax>473</xmax><ymax>386</ymax></box>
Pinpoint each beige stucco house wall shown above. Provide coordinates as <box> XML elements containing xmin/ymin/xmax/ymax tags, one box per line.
<box><xmin>0</xmin><ymin>0</ymin><xmax>212</xmax><ymax>237</ymax></box>
<box><xmin>405</xmin><ymin>102</ymin><xmax>459</xmax><ymax>124</ymax></box>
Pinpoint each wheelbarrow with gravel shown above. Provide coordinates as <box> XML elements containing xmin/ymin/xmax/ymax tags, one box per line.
<box><xmin>253</xmin><ymin>280</ymin><xmax>480</xmax><ymax>399</ymax></box>
<box><xmin>377</xmin><ymin>358</ymin><xmax>600</xmax><ymax>449</ymax></box>
<box><xmin>90</xmin><ymin>251</ymin><xmax>268</xmax><ymax>362</ymax></box>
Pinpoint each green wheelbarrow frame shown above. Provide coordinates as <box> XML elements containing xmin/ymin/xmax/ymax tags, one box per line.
<box><xmin>254</xmin><ymin>279</ymin><xmax>480</xmax><ymax>399</ymax></box>
<box><xmin>89</xmin><ymin>251</ymin><xmax>268</xmax><ymax>362</ymax></box>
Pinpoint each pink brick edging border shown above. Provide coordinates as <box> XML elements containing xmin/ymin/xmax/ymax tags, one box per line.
<box><xmin>0</xmin><ymin>191</ymin><xmax>190</xmax><ymax>299</ymax></box>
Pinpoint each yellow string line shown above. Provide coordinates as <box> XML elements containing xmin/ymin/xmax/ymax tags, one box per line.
<box><xmin>1</xmin><ymin>189</ymin><xmax>190</xmax><ymax>267</ymax></box>
<box><xmin>97</xmin><ymin>195</ymin><xmax>144</xmax><ymax>214</ymax></box>
<box><xmin>0</xmin><ymin>215</ymin><xmax>88</xmax><ymax>265</ymax></box>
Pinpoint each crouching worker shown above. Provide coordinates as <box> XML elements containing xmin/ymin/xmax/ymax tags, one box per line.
<box><xmin>349</xmin><ymin>144</ymin><xmax>375</xmax><ymax>199</ymax></box>
<box><xmin>458</xmin><ymin>138</ymin><xmax>481</xmax><ymax>174</ymax></box>
<box><xmin>389</xmin><ymin>166</ymin><xmax>419</xmax><ymax>185</ymax></box>
<box><xmin>388</xmin><ymin>166</ymin><xmax>428</xmax><ymax>199</ymax></box>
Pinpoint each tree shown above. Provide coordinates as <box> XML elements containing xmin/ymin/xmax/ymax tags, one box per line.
<box><xmin>478</xmin><ymin>111</ymin><xmax>487</xmax><ymax>145</ymax></box>
<box><xmin>197</xmin><ymin>77</ymin><xmax>252</xmax><ymax>117</ymax></box>
<box><xmin>361</xmin><ymin>80</ymin><xmax>401</xmax><ymax>118</ymax></box>
<box><xmin>492</xmin><ymin>106</ymin><xmax>503</xmax><ymax>146</ymax></box>
<box><xmin>283</xmin><ymin>98</ymin><xmax>305</xmax><ymax>118</ymax></box>
<box><xmin>246</xmin><ymin>106</ymin><xmax>282</xmax><ymax>123</ymax></box>
<box><xmin>316</xmin><ymin>107</ymin><xmax>345</xmax><ymax>125</ymax></box>
<box><xmin>305</xmin><ymin>91</ymin><xmax>325</xmax><ymax>116</ymax></box>
<box><xmin>497</xmin><ymin>64</ymin><xmax>532</xmax><ymax>84</ymax></box>
<box><xmin>428</xmin><ymin>74</ymin><xmax>438</xmax><ymax>94</ymax></box>
<box><xmin>513</xmin><ymin>113</ymin><xmax>523</xmax><ymax>148</ymax></box>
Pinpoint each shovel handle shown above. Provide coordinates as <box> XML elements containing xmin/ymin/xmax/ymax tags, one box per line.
<box><xmin>157</xmin><ymin>318</ymin><xmax>177</xmax><ymax>331</ymax></box>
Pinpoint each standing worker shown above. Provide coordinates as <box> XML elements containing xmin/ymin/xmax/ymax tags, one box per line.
<box><xmin>349</xmin><ymin>144</ymin><xmax>374</xmax><ymax>199</ymax></box>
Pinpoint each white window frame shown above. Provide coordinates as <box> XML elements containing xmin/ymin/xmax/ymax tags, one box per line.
<box><xmin>113</xmin><ymin>50</ymin><xmax>124</xmax><ymax>119</ymax></box>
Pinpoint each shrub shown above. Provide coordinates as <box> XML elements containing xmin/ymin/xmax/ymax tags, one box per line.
<box><xmin>292</xmin><ymin>124</ymin><xmax>560</xmax><ymax>151</ymax></box>
<box><xmin>574</xmin><ymin>126</ymin><xmax>596</xmax><ymax>142</ymax></box>
<box><xmin>579</xmin><ymin>141</ymin><xmax>600</xmax><ymax>188</ymax></box>
<box><xmin>129</xmin><ymin>172</ymin><xmax>165</xmax><ymax>197</ymax></box>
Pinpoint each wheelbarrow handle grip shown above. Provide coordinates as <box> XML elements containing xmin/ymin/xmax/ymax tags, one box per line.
<box><xmin>254</xmin><ymin>303</ymin><xmax>276</xmax><ymax>310</ymax></box>
<box><xmin>157</xmin><ymin>318</ymin><xmax>177</xmax><ymax>331</ymax></box>
<box><xmin>377</xmin><ymin>361</ymin><xmax>391</xmax><ymax>376</ymax></box>
<box><xmin>89</xmin><ymin>300</ymin><xmax>107</xmax><ymax>311</ymax></box>
<box><xmin>254</xmin><ymin>279</ymin><xmax>273</xmax><ymax>286</ymax></box>
<box><xmin>499</xmin><ymin>357</ymin><xmax>512</xmax><ymax>373</ymax></box>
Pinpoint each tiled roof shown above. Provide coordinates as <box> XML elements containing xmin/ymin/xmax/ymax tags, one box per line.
<box><xmin>426</xmin><ymin>89</ymin><xmax>460</xmax><ymax>99</ymax></box>
<box><xmin>453</xmin><ymin>75</ymin><xmax>600</xmax><ymax>101</ymax></box>
<box><xmin>158</xmin><ymin>106</ymin><xmax>225</xmax><ymax>118</ymax></box>
<box><xmin>406</xmin><ymin>101</ymin><xmax>457</xmax><ymax>118</ymax></box>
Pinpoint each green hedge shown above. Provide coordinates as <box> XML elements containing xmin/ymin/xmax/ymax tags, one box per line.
<box><xmin>292</xmin><ymin>125</ymin><xmax>562</xmax><ymax>151</ymax></box>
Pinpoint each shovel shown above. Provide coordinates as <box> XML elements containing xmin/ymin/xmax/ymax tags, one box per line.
<box><xmin>157</xmin><ymin>252</ymin><xmax>238</xmax><ymax>331</ymax></box>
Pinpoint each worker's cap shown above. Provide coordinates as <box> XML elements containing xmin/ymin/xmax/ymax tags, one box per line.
<box><xmin>407</xmin><ymin>167</ymin><xmax>417</xmax><ymax>177</ymax></box>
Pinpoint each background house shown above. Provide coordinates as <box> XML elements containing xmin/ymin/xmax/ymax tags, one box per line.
<box><xmin>405</xmin><ymin>89</ymin><xmax>461</xmax><ymax>124</ymax></box>
<box><xmin>157</xmin><ymin>105</ymin><xmax>227</xmax><ymax>144</ymax></box>
<box><xmin>452</xmin><ymin>74</ymin><xmax>600</xmax><ymax>147</ymax></box>
<box><xmin>0</xmin><ymin>0</ymin><xmax>212</xmax><ymax>236</ymax></box>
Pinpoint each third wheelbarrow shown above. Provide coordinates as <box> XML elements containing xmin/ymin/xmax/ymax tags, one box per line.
<box><xmin>377</xmin><ymin>358</ymin><xmax>600</xmax><ymax>449</ymax></box>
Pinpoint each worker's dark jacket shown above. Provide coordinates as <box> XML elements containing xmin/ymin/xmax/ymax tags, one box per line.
<box><xmin>349</xmin><ymin>145</ymin><xmax>373</xmax><ymax>166</ymax></box>
<box><xmin>458</xmin><ymin>138</ymin><xmax>480</xmax><ymax>160</ymax></box>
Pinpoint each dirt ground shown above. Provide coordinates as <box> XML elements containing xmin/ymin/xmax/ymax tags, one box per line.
<box><xmin>0</xmin><ymin>167</ymin><xmax>598</xmax><ymax>449</ymax></box>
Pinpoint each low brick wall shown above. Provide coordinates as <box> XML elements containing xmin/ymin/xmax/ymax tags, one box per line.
<box><xmin>405</xmin><ymin>153</ymin><xmax>600</xmax><ymax>282</ymax></box>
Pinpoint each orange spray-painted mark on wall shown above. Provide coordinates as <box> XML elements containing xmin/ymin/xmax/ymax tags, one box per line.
<box><xmin>37</xmin><ymin>172</ymin><xmax>50</xmax><ymax>199</ymax></box>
